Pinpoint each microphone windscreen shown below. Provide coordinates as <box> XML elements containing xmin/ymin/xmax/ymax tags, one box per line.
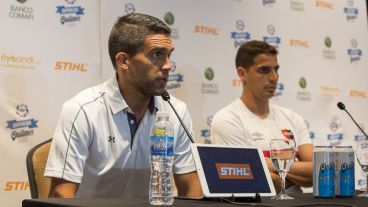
<box><xmin>161</xmin><ymin>90</ymin><xmax>170</xmax><ymax>101</ymax></box>
<box><xmin>337</xmin><ymin>102</ymin><xmax>345</xmax><ymax>110</ymax></box>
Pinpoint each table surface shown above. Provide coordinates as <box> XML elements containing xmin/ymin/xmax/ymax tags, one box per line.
<box><xmin>23</xmin><ymin>193</ymin><xmax>366</xmax><ymax>207</ymax></box>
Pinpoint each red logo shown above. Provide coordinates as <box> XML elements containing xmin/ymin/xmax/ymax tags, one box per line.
<box><xmin>281</xmin><ymin>129</ymin><xmax>294</xmax><ymax>139</ymax></box>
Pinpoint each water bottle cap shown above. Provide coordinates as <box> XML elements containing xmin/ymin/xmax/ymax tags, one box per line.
<box><xmin>156</xmin><ymin>111</ymin><xmax>169</xmax><ymax>118</ymax></box>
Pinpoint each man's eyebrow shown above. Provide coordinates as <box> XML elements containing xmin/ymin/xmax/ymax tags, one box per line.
<box><xmin>148</xmin><ymin>47</ymin><xmax>174</xmax><ymax>53</ymax></box>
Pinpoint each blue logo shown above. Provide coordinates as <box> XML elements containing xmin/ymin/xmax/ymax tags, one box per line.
<box><xmin>326</xmin><ymin>117</ymin><xmax>343</xmax><ymax>146</ymax></box>
<box><xmin>65</xmin><ymin>0</ymin><xmax>76</xmax><ymax>4</ymax></box>
<box><xmin>124</xmin><ymin>3</ymin><xmax>135</xmax><ymax>14</ymax></box>
<box><xmin>200</xmin><ymin>115</ymin><xmax>213</xmax><ymax>139</ymax></box>
<box><xmin>6</xmin><ymin>104</ymin><xmax>38</xmax><ymax>141</ymax></box>
<box><xmin>200</xmin><ymin>129</ymin><xmax>210</xmax><ymax>138</ymax></box>
<box><xmin>263</xmin><ymin>0</ymin><xmax>276</xmax><ymax>7</ymax></box>
<box><xmin>347</xmin><ymin>38</ymin><xmax>362</xmax><ymax>63</ymax></box>
<box><xmin>344</xmin><ymin>0</ymin><xmax>358</xmax><ymax>21</ymax></box>
<box><xmin>56</xmin><ymin>0</ymin><xmax>85</xmax><ymax>25</ymax></box>
<box><xmin>273</xmin><ymin>82</ymin><xmax>285</xmax><ymax>97</ymax></box>
<box><xmin>305</xmin><ymin>120</ymin><xmax>315</xmax><ymax>140</ymax></box>
<box><xmin>354</xmin><ymin>123</ymin><xmax>367</xmax><ymax>141</ymax></box>
<box><xmin>166</xmin><ymin>60</ymin><xmax>184</xmax><ymax>90</ymax></box>
<box><xmin>230</xmin><ymin>20</ymin><xmax>251</xmax><ymax>48</ymax></box>
<box><xmin>262</xmin><ymin>25</ymin><xmax>281</xmax><ymax>49</ymax></box>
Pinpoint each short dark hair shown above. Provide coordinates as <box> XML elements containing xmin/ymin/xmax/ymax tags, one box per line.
<box><xmin>108</xmin><ymin>13</ymin><xmax>171</xmax><ymax>69</ymax></box>
<box><xmin>235</xmin><ymin>40</ymin><xmax>278</xmax><ymax>68</ymax></box>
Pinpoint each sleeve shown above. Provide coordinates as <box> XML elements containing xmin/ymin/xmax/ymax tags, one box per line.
<box><xmin>210</xmin><ymin>109</ymin><xmax>248</xmax><ymax>146</ymax></box>
<box><xmin>171</xmin><ymin>101</ymin><xmax>197</xmax><ymax>174</ymax></box>
<box><xmin>44</xmin><ymin>99</ymin><xmax>91</xmax><ymax>183</ymax></box>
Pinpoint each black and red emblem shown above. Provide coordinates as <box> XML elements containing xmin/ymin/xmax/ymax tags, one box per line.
<box><xmin>281</xmin><ymin>129</ymin><xmax>294</xmax><ymax>139</ymax></box>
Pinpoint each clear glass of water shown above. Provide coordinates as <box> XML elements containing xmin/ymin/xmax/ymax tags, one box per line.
<box><xmin>356</xmin><ymin>140</ymin><xmax>368</xmax><ymax>197</ymax></box>
<box><xmin>270</xmin><ymin>138</ymin><xmax>296</xmax><ymax>200</ymax></box>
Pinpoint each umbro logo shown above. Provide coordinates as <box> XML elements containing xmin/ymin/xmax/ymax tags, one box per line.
<box><xmin>108</xmin><ymin>135</ymin><xmax>115</xmax><ymax>143</ymax></box>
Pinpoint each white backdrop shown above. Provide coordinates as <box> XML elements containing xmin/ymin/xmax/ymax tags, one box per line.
<box><xmin>0</xmin><ymin>0</ymin><xmax>367</xmax><ymax>206</ymax></box>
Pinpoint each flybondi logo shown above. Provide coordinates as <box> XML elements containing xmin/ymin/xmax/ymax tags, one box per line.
<box><xmin>0</xmin><ymin>53</ymin><xmax>40</xmax><ymax>69</ymax></box>
<box><xmin>215</xmin><ymin>163</ymin><xmax>254</xmax><ymax>180</ymax></box>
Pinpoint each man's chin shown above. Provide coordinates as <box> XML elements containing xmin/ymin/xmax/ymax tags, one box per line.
<box><xmin>152</xmin><ymin>88</ymin><xmax>167</xmax><ymax>96</ymax></box>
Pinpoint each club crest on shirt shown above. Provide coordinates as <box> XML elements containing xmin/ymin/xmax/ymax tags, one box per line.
<box><xmin>281</xmin><ymin>129</ymin><xmax>294</xmax><ymax>139</ymax></box>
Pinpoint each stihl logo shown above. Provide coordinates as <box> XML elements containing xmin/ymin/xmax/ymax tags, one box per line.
<box><xmin>215</xmin><ymin>163</ymin><xmax>254</xmax><ymax>180</ymax></box>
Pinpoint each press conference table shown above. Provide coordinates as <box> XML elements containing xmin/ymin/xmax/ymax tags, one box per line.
<box><xmin>23</xmin><ymin>193</ymin><xmax>367</xmax><ymax>207</ymax></box>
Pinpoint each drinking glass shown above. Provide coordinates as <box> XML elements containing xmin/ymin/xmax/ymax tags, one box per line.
<box><xmin>356</xmin><ymin>140</ymin><xmax>368</xmax><ymax>197</ymax></box>
<box><xmin>270</xmin><ymin>138</ymin><xmax>296</xmax><ymax>200</ymax></box>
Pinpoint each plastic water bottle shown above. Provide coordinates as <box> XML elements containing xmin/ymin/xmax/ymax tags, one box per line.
<box><xmin>149</xmin><ymin>111</ymin><xmax>174</xmax><ymax>205</ymax></box>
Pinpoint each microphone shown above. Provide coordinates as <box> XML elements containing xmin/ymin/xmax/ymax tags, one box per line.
<box><xmin>337</xmin><ymin>101</ymin><xmax>368</xmax><ymax>139</ymax></box>
<box><xmin>161</xmin><ymin>91</ymin><xmax>195</xmax><ymax>143</ymax></box>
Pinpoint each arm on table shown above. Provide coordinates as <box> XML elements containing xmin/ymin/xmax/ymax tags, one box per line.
<box><xmin>286</xmin><ymin>143</ymin><xmax>313</xmax><ymax>187</ymax></box>
<box><xmin>266</xmin><ymin>143</ymin><xmax>313</xmax><ymax>190</ymax></box>
<box><xmin>174</xmin><ymin>171</ymin><xmax>203</xmax><ymax>198</ymax></box>
<box><xmin>48</xmin><ymin>177</ymin><xmax>79</xmax><ymax>198</ymax></box>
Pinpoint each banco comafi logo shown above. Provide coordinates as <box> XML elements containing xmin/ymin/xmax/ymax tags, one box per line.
<box><xmin>6</xmin><ymin>104</ymin><xmax>38</xmax><ymax>141</ymax></box>
<box><xmin>323</xmin><ymin>36</ymin><xmax>335</xmax><ymax>59</ymax></box>
<box><xmin>56</xmin><ymin>0</ymin><xmax>85</xmax><ymax>25</ymax></box>
<box><xmin>297</xmin><ymin>76</ymin><xmax>311</xmax><ymax>101</ymax></box>
<box><xmin>262</xmin><ymin>25</ymin><xmax>281</xmax><ymax>49</ymax></box>
<box><xmin>347</xmin><ymin>38</ymin><xmax>362</xmax><ymax>63</ymax></box>
<box><xmin>164</xmin><ymin>12</ymin><xmax>174</xmax><ymax>26</ymax></box>
<box><xmin>230</xmin><ymin>20</ymin><xmax>251</xmax><ymax>48</ymax></box>
<box><xmin>201</xmin><ymin>67</ymin><xmax>219</xmax><ymax>94</ymax></box>
<box><xmin>344</xmin><ymin>0</ymin><xmax>358</xmax><ymax>21</ymax></box>
<box><xmin>9</xmin><ymin>0</ymin><xmax>34</xmax><ymax>20</ymax></box>
<box><xmin>324</xmin><ymin>37</ymin><xmax>332</xmax><ymax>48</ymax></box>
<box><xmin>204</xmin><ymin>67</ymin><xmax>214</xmax><ymax>81</ymax></box>
<box><xmin>299</xmin><ymin>77</ymin><xmax>307</xmax><ymax>89</ymax></box>
<box><xmin>164</xmin><ymin>12</ymin><xmax>179</xmax><ymax>39</ymax></box>
<box><xmin>290</xmin><ymin>0</ymin><xmax>304</xmax><ymax>11</ymax></box>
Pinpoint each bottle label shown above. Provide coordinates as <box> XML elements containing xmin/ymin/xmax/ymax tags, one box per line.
<box><xmin>150</xmin><ymin>136</ymin><xmax>174</xmax><ymax>156</ymax></box>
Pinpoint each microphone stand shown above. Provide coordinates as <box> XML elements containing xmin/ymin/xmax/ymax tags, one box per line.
<box><xmin>161</xmin><ymin>91</ymin><xmax>196</xmax><ymax>144</ymax></box>
<box><xmin>337</xmin><ymin>102</ymin><xmax>368</xmax><ymax>139</ymax></box>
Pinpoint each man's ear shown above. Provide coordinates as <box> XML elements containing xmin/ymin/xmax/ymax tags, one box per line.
<box><xmin>237</xmin><ymin>66</ymin><xmax>248</xmax><ymax>81</ymax></box>
<box><xmin>115</xmin><ymin>52</ymin><xmax>129</xmax><ymax>70</ymax></box>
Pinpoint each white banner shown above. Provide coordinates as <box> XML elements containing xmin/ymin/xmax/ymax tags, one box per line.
<box><xmin>1</xmin><ymin>0</ymin><xmax>367</xmax><ymax>206</ymax></box>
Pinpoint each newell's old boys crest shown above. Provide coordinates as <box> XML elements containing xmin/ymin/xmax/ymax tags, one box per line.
<box><xmin>281</xmin><ymin>129</ymin><xmax>294</xmax><ymax>139</ymax></box>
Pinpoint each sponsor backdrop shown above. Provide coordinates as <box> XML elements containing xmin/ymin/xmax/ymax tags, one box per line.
<box><xmin>0</xmin><ymin>0</ymin><xmax>367</xmax><ymax>206</ymax></box>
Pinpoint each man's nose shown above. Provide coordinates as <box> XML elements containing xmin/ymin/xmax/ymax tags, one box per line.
<box><xmin>162</xmin><ymin>57</ymin><xmax>172</xmax><ymax>71</ymax></box>
<box><xmin>269</xmin><ymin>69</ymin><xmax>278</xmax><ymax>82</ymax></box>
